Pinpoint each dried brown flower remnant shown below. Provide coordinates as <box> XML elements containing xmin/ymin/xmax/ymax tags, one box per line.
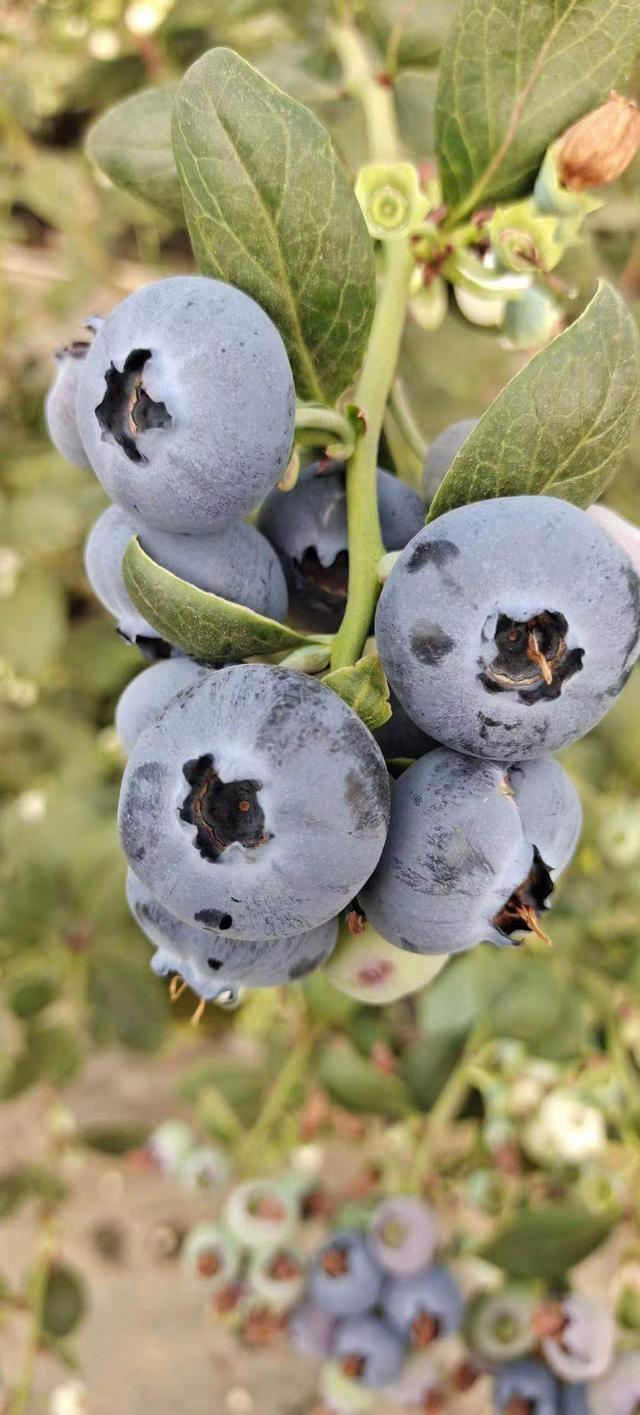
<box><xmin>556</xmin><ymin>92</ymin><xmax>640</xmax><ymax>191</ymax></box>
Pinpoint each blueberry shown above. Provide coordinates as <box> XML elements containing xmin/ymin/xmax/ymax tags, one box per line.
<box><xmin>289</xmin><ymin>1300</ymin><xmax>337</xmax><ymax>1358</ymax></box>
<box><xmin>116</xmin><ymin>660</ymin><xmax>207</xmax><ymax>752</ymax></box>
<box><xmin>309</xmin><ymin>1233</ymin><xmax>383</xmax><ymax>1317</ymax></box>
<box><xmin>249</xmin><ymin>1246</ymin><xmax>307</xmax><ymax>1314</ymax></box>
<box><xmin>334</xmin><ymin>1315</ymin><xmax>405</xmax><ymax>1388</ymax></box>
<box><xmin>77</xmin><ymin>276</ymin><xmax>295</xmax><ymax>531</ymax></box>
<box><xmin>368</xmin><ymin>1197</ymin><xmax>438</xmax><ymax>1277</ymax></box>
<box><xmin>119</xmin><ymin>664</ymin><xmax>389</xmax><ymax>939</ymax></box>
<box><xmin>465</xmin><ymin>1284</ymin><xmax>537</xmax><ymax>1363</ymax></box>
<box><xmin>591</xmin><ymin>1352</ymin><xmax>640</xmax><ymax>1415</ymax></box>
<box><xmin>177</xmin><ymin>1144</ymin><xmax>230</xmax><ymax>1190</ymax></box>
<box><xmin>376</xmin><ymin>496</ymin><xmax>640</xmax><ymax>761</ymax></box>
<box><xmin>494</xmin><ymin>1359</ymin><xmax>560</xmax><ymax>1415</ymax></box>
<box><xmin>323</xmin><ymin>919</ymin><xmax>446</xmax><ymax>1004</ymax></box>
<box><xmin>385</xmin><ymin>1352</ymin><xmax>445</xmax><ymax>1408</ymax></box>
<box><xmin>320</xmin><ymin>1360</ymin><xmax>377</xmax><ymax>1413</ymax></box>
<box><xmin>183</xmin><ymin>1223</ymin><xmax>239</xmax><ymax>1291</ymax></box>
<box><xmin>45</xmin><ymin>341</ymin><xmax>93</xmax><ymax>470</ymax></box>
<box><xmin>259</xmin><ymin>462</ymin><xmax>425</xmax><ymax>631</ymax></box>
<box><xmin>560</xmin><ymin>1387</ymin><xmax>591</xmax><ymax>1415</ymax></box>
<box><xmin>538</xmin><ymin>1295</ymin><xmax>615</xmax><ymax>1384</ymax></box>
<box><xmin>145</xmin><ymin>1119</ymin><xmax>195</xmax><ymax>1175</ymax></box>
<box><xmin>382</xmin><ymin>1265</ymin><xmax>463</xmax><ymax>1346</ymax></box>
<box><xmin>359</xmin><ymin>748</ymin><xmax>581</xmax><ymax>955</ymax></box>
<box><xmin>85</xmin><ymin>504</ymin><xmax>288</xmax><ymax>652</ymax></box>
<box><xmin>223</xmin><ymin>1180</ymin><xmax>296</xmax><ymax>1251</ymax></box>
<box><xmin>374</xmin><ymin>689</ymin><xmax>439</xmax><ymax>763</ymax></box>
<box><xmin>126</xmin><ymin>870</ymin><xmax>337</xmax><ymax>993</ymax></box>
<box><xmin>422</xmin><ymin>418</ymin><xmax>479</xmax><ymax>505</ymax></box>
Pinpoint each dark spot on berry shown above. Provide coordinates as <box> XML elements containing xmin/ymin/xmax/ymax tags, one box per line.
<box><xmin>120</xmin><ymin>760</ymin><xmax>168</xmax><ymax>861</ymax></box>
<box><xmin>405</xmin><ymin>539</ymin><xmax>460</xmax><ymax>573</ymax></box>
<box><xmin>195</xmin><ymin>908</ymin><xmax>232</xmax><ymax>931</ymax></box>
<box><xmin>410</xmin><ymin>620</ymin><xmax>455</xmax><ymax>666</ymax></box>
<box><xmin>288</xmin><ymin>954</ymin><xmax>319</xmax><ymax>980</ymax></box>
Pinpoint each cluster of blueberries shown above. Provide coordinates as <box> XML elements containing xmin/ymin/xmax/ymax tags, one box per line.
<box><xmin>162</xmin><ymin>1155</ymin><xmax>635</xmax><ymax>1415</ymax></box>
<box><xmin>294</xmin><ymin>1200</ymin><xmax>635</xmax><ymax>1414</ymax></box>
<box><xmin>45</xmin><ymin>273</ymin><xmax>640</xmax><ymax>1003</ymax></box>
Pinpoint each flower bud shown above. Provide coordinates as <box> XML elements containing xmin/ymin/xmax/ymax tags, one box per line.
<box><xmin>556</xmin><ymin>91</ymin><xmax>640</xmax><ymax>191</ymax></box>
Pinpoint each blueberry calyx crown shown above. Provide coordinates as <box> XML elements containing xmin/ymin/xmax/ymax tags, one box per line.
<box><xmin>481</xmin><ymin>610</ymin><xmax>584</xmax><ymax>703</ymax></box>
<box><xmin>180</xmin><ymin>753</ymin><xmax>270</xmax><ymax>863</ymax></box>
<box><xmin>411</xmin><ymin>1309</ymin><xmax>441</xmax><ymax>1348</ymax></box>
<box><xmin>95</xmin><ymin>347</ymin><xmax>172</xmax><ymax>464</ymax></box>
<box><xmin>493</xmin><ymin>846</ymin><xmax>554</xmax><ymax>945</ymax></box>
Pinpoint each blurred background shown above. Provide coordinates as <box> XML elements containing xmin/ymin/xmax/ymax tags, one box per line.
<box><xmin>1</xmin><ymin>2</ymin><xmax>640</xmax><ymax>1412</ymax></box>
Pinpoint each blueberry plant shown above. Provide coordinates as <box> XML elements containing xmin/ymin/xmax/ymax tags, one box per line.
<box><xmin>58</xmin><ymin>10</ymin><xmax>640</xmax><ymax>1007</ymax></box>
<box><xmin>3</xmin><ymin>0</ymin><xmax>640</xmax><ymax>1410</ymax></box>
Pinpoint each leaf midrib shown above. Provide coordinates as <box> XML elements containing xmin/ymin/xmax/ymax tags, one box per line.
<box><xmin>175</xmin><ymin>57</ymin><xmax>327</xmax><ymax>402</ymax></box>
<box><xmin>444</xmin><ymin>0</ymin><xmax>582</xmax><ymax>224</ymax></box>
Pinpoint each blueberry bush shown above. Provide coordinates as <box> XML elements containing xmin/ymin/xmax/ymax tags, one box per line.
<box><xmin>2</xmin><ymin>0</ymin><xmax>640</xmax><ymax>1410</ymax></box>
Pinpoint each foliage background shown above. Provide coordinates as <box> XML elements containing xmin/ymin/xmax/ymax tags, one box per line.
<box><xmin>1</xmin><ymin>1</ymin><xmax>640</xmax><ymax>1410</ymax></box>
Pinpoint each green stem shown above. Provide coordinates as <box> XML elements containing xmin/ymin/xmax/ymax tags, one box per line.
<box><xmin>329</xmin><ymin>21</ymin><xmax>413</xmax><ymax>670</ymax></box>
<box><xmin>330</xmin><ymin>239</ymin><xmax>414</xmax><ymax>669</ymax></box>
<box><xmin>383</xmin><ymin>406</ymin><xmax>423</xmax><ymax>489</ymax></box>
<box><xmin>10</xmin><ymin>1217</ymin><xmax>55</xmax><ymax>1415</ymax></box>
<box><xmin>294</xmin><ymin>403</ymin><xmax>356</xmax><ymax>448</ymax></box>
<box><xmin>408</xmin><ymin>1026</ymin><xmax>486</xmax><ymax>1189</ymax></box>
<box><xmin>239</xmin><ymin>1026</ymin><xmax>317</xmax><ymax>1171</ymax></box>
<box><xmin>328</xmin><ymin>23</ymin><xmax>400</xmax><ymax>161</ymax></box>
<box><xmin>389</xmin><ymin>379</ymin><xmax>428</xmax><ymax>464</ymax></box>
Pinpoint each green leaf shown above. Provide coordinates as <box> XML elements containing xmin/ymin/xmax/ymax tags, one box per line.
<box><xmin>123</xmin><ymin>536</ymin><xmax>313</xmax><ymax>662</ymax></box>
<box><xmin>318</xmin><ymin>1039</ymin><xmax>410</xmax><ymax>1116</ymax></box>
<box><xmin>479</xmin><ymin>1204</ymin><xmax>613</xmax><ymax>1284</ymax></box>
<box><xmin>177</xmin><ymin>1057</ymin><xmax>264</xmax><ymax>1128</ymax></box>
<box><xmin>8</xmin><ymin>972</ymin><xmax>59</xmax><ymax>1019</ymax></box>
<box><xmin>80</xmin><ymin>1123</ymin><xmax>150</xmax><ymax>1155</ymax></box>
<box><xmin>172</xmin><ymin>46</ymin><xmax>376</xmax><ymax>401</ymax></box>
<box><xmin>362</xmin><ymin>0</ymin><xmax>454</xmax><ymax>67</ymax></box>
<box><xmin>26</xmin><ymin>1025</ymin><xmax>83</xmax><ymax>1086</ymax></box>
<box><xmin>86</xmin><ymin>85</ymin><xmax>183</xmax><ymax>216</ymax></box>
<box><xmin>323</xmin><ymin>652</ymin><xmax>391</xmax><ymax>730</ymax></box>
<box><xmin>436</xmin><ymin>0</ymin><xmax>640</xmax><ymax>221</ymax></box>
<box><xmin>88</xmin><ymin>949</ymin><xmax>169</xmax><ymax>1053</ymax></box>
<box><xmin>428</xmin><ymin>283</ymin><xmax>640</xmax><ymax>520</ymax></box>
<box><xmin>402</xmin><ymin>1032</ymin><xmax>466</xmax><ymax>1111</ymax></box>
<box><xmin>41</xmin><ymin>1264</ymin><xmax>86</xmax><ymax>1339</ymax></box>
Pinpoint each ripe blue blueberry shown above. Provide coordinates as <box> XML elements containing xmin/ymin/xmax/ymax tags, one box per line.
<box><xmin>259</xmin><ymin>462</ymin><xmax>425</xmax><ymax>630</ymax></box>
<box><xmin>494</xmin><ymin>1359</ymin><xmax>560</xmax><ymax>1415</ymax></box>
<box><xmin>126</xmin><ymin>870</ymin><xmax>338</xmax><ymax>992</ymax></box>
<box><xmin>85</xmin><ymin>504</ymin><xmax>288</xmax><ymax>654</ymax></box>
<box><xmin>334</xmin><ymin>1315</ymin><xmax>405</xmax><ymax>1389</ymax></box>
<box><xmin>382</xmin><ymin>1265</ymin><xmax>463</xmax><ymax>1347</ymax></box>
<box><xmin>560</xmin><ymin>1386</ymin><xmax>591</xmax><ymax>1415</ymax></box>
<box><xmin>376</xmin><ymin>496</ymin><xmax>640</xmax><ymax>761</ymax></box>
<box><xmin>309</xmin><ymin>1233</ymin><xmax>383</xmax><ymax>1317</ymax></box>
<box><xmin>359</xmin><ymin>749</ymin><xmax>581</xmax><ymax>955</ymax></box>
<box><xmin>368</xmin><ymin>1197</ymin><xmax>438</xmax><ymax>1276</ymax></box>
<box><xmin>289</xmin><ymin>1300</ymin><xmax>337</xmax><ymax>1359</ymax></box>
<box><xmin>374</xmin><ymin>689</ymin><xmax>438</xmax><ymax>763</ymax></box>
<box><xmin>422</xmin><ymin>418</ymin><xmax>479</xmax><ymax>505</ymax></box>
<box><xmin>76</xmin><ymin>275</ymin><xmax>295</xmax><ymax>532</ymax></box>
<box><xmin>116</xmin><ymin>660</ymin><xmax>207</xmax><ymax>753</ymax></box>
<box><xmin>119</xmin><ymin>664</ymin><xmax>389</xmax><ymax>939</ymax></box>
<box><xmin>591</xmin><ymin>1351</ymin><xmax>640</xmax><ymax>1415</ymax></box>
<box><xmin>539</xmin><ymin>1295</ymin><xmax>615</xmax><ymax>1383</ymax></box>
<box><xmin>45</xmin><ymin>341</ymin><xmax>93</xmax><ymax>470</ymax></box>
